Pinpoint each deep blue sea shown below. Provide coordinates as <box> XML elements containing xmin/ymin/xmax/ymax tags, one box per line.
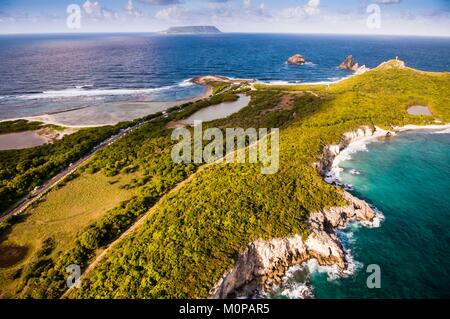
<box><xmin>0</xmin><ymin>33</ymin><xmax>449</xmax><ymax>118</ymax></box>
<box><xmin>273</xmin><ymin>130</ymin><xmax>450</xmax><ymax>299</ymax></box>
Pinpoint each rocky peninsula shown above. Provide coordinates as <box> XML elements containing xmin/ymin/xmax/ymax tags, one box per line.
<box><xmin>209</xmin><ymin>190</ymin><xmax>378</xmax><ymax>298</ymax></box>
<box><xmin>210</xmin><ymin>120</ymin><xmax>449</xmax><ymax>299</ymax></box>
<box><xmin>209</xmin><ymin>126</ymin><xmax>391</xmax><ymax>299</ymax></box>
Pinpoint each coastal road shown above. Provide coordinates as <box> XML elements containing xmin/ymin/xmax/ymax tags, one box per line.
<box><xmin>0</xmin><ymin>121</ymin><xmax>146</xmax><ymax>222</ymax></box>
<box><xmin>0</xmin><ymin>85</ymin><xmax>216</xmax><ymax>223</ymax></box>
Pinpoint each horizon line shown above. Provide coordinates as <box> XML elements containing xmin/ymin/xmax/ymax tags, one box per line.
<box><xmin>0</xmin><ymin>30</ymin><xmax>449</xmax><ymax>38</ymax></box>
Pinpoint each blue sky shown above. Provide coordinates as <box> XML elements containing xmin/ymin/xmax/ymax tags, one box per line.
<box><xmin>0</xmin><ymin>0</ymin><xmax>449</xmax><ymax>35</ymax></box>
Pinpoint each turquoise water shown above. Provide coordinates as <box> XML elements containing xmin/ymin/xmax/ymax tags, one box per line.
<box><xmin>275</xmin><ymin>130</ymin><xmax>450</xmax><ymax>299</ymax></box>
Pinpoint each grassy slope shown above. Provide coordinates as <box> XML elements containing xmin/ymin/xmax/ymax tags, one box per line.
<box><xmin>0</xmin><ymin>172</ymin><xmax>139</xmax><ymax>297</ymax></box>
<box><xmin>73</xmin><ymin>64</ymin><xmax>450</xmax><ymax>298</ymax></box>
<box><xmin>0</xmin><ymin>125</ymin><xmax>126</xmax><ymax>215</ymax></box>
<box><xmin>0</xmin><ymin>92</ymin><xmax>240</xmax><ymax>298</ymax></box>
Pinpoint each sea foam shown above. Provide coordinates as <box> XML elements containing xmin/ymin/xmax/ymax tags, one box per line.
<box><xmin>14</xmin><ymin>81</ymin><xmax>196</xmax><ymax>100</ymax></box>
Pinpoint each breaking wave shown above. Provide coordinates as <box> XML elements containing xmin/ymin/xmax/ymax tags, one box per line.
<box><xmin>429</xmin><ymin>127</ymin><xmax>450</xmax><ymax>134</ymax></box>
<box><xmin>4</xmin><ymin>81</ymin><xmax>197</xmax><ymax>100</ymax></box>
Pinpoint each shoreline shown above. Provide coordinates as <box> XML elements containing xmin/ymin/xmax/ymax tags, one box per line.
<box><xmin>319</xmin><ymin>123</ymin><xmax>450</xmax><ymax>184</ymax></box>
<box><xmin>0</xmin><ymin>69</ymin><xmax>365</xmax><ymax>128</ymax></box>
<box><xmin>255</xmin><ymin>74</ymin><xmax>353</xmax><ymax>87</ymax></box>
<box><xmin>254</xmin><ymin>64</ymin><xmax>370</xmax><ymax>87</ymax></box>
<box><xmin>209</xmin><ymin>122</ymin><xmax>450</xmax><ymax>299</ymax></box>
<box><xmin>0</xmin><ymin>85</ymin><xmax>213</xmax><ymax>128</ymax></box>
<box><xmin>209</xmin><ymin>191</ymin><xmax>379</xmax><ymax>299</ymax></box>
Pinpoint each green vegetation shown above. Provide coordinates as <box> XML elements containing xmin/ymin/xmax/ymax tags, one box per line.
<box><xmin>0</xmin><ymin>120</ymin><xmax>46</xmax><ymax>135</ymax></box>
<box><xmin>72</xmin><ymin>63</ymin><xmax>449</xmax><ymax>298</ymax></box>
<box><xmin>2</xmin><ymin>62</ymin><xmax>449</xmax><ymax>299</ymax></box>
<box><xmin>211</xmin><ymin>84</ymin><xmax>230</xmax><ymax>95</ymax></box>
<box><xmin>0</xmin><ymin>171</ymin><xmax>139</xmax><ymax>297</ymax></box>
<box><xmin>0</xmin><ymin>124</ymin><xmax>130</xmax><ymax>215</ymax></box>
<box><xmin>1</xmin><ymin>90</ymin><xmax>241</xmax><ymax>298</ymax></box>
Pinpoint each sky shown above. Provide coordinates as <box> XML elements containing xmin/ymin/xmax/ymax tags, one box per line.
<box><xmin>0</xmin><ymin>0</ymin><xmax>449</xmax><ymax>36</ymax></box>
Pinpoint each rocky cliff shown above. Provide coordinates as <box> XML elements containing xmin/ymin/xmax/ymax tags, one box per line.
<box><xmin>315</xmin><ymin>126</ymin><xmax>393</xmax><ymax>177</ymax></box>
<box><xmin>339</xmin><ymin>55</ymin><xmax>359</xmax><ymax>71</ymax></box>
<box><xmin>209</xmin><ymin>126</ymin><xmax>394</xmax><ymax>299</ymax></box>
<box><xmin>209</xmin><ymin>191</ymin><xmax>377</xmax><ymax>299</ymax></box>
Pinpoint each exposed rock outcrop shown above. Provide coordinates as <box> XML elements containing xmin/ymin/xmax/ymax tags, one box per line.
<box><xmin>377</xmin><ymin>59</ymin><xmax>406</xmax><ymax>70</ymax></box>
<box><xmin>209</xmin><ymin>190</ymin><xmax>377</xmax><ymax>299</ymax></box>
<box><xmin>287</xmin><ymin>54</ymin><xmax>306</xmax><ymax>65</ymax></box>
<box><xmin>354</xmin><ymin>65</ymin><xmax>370</xmax><ymax>75</ymax></box>
<box><xmin>191</xmin><ymin>75</ymin><xmax>233</xmax><ymax>85</ymax></box>
<box><xmin>338</xmin><ymin>55</ymin><xmax>370</xmax><ymax>74</ymax></box>
<box><xmin>191</xmin><ymin>75</ymin><xmax>254</xmax><ymax>86</ymax></box>
<box><xmin>339</xmin><ymin>55</ymin><xmax>359</xmax><ymax>71</ymax></box>
<box><xmin>315</xmin><ymin>126</ymin><xmax>394</xmax><ymax>177</ymax></box>
<box><xmin>209</xmin><ymin>126</ymin><xmax>397</xmax><ymax>299</ymax></box>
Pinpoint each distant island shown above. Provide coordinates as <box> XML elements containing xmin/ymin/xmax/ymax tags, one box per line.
<box><xmin>160</xmin><ymin>26</ymin><xmax>222</xmax><ymax>35</ymax></box>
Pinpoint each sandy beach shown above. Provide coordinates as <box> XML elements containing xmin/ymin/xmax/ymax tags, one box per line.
<box><xmin>0</xmin><ymin>85</ymin><xmax>212</xmax><ymax>128</ymax></box>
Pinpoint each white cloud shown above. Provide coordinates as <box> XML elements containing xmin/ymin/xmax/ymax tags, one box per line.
<box><xmin>374</xmin><ymin>0</ymin><xmax>401</xmax><ymax>4</ymax></box>
<box><xmin>244</xmin><ymin>0</ymin><xmax>252</xmax><ymax>10</ymax></box>
<box><xmin>239</xmin><ymin>0</ymin><xmax>272</xmax><ymax>18</ymax></box>
<box><xmin>124</xmin><ymin>0</ymin><xmax>143</xmax><ymax>17</ymax></box>
<box><xmin>83</xmin><ymin>0</ymin><xmax>118</xmax><ymax>19</ymax></box>
<box><xmin>257</xmin><ymin>2</ymin><xmax>270</xmax><ymax>17</ymax></box>
<box><xmin>83</xmin><ymin>0</ymin><xmax>102</xmax><ymax>17</ymax></box>
<box><xmin>304</xmin><ymin>0</ymin><xmax>320</xmax><ymax>16</ymax></box>
<box><xmin>140</xmin><ymin>0</ymin><xmax>181</xmax><ymax>5</ymax></box>
<box><xmin>281</xmin><ymin>0</ymin><xmax>320</xmax><ymax>20</ymax></box>
<box><xmin>155</xmin><ymin>5</ymin><xmax>187</xmax><ymax>20</ymax></box>
<box><xmin>281</xmin><ymin>6</ymin><xmax>306</xmax><ymax>19</ymax></box>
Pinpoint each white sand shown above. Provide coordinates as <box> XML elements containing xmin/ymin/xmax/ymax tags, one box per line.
<box><xmin>0</xmin><ymin>87</ymin><xmax>212</xmax><ymax>128</ymax></box>
<box><xmin>325</xmin><ymin>123</ymin><xmax>450</xmax><ymax>184</ymax></box>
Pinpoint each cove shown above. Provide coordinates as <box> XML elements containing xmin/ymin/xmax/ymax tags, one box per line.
<box><xmin>275</xmin><ymin>129</ymin><xmax>450</xmax><ymax>299</ymax></box>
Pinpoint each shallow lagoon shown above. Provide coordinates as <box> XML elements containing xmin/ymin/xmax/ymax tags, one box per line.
<box><xmin>183</xmin><ymin>94</ymin><xmax>251</xmax><ymax>126</ymax></box>
<box><xmin>0</xmin><ymin>131</ymin><xmax>47</xmax><ymax>150</ymax></box>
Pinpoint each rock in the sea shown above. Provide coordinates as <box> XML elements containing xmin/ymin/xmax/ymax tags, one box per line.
<box><xmin>339</xmin><ymin>55</ymin><xmax>359</xmax><ymax>71</ymax></box>
<box><xmin>287</xmin><ymin>54</ymin><xmax>306</xmax><ymax>65</ymax></box>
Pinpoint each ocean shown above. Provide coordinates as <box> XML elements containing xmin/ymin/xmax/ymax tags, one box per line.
<box><xmin>1</xmin><ymin>33</ymin><xmax>449</xmax><ymax>119</ymax></box>
<box><xmin>273</xmin><ymin>130</ymin><xmax>450</xmax><ymax>299</ymax></box>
